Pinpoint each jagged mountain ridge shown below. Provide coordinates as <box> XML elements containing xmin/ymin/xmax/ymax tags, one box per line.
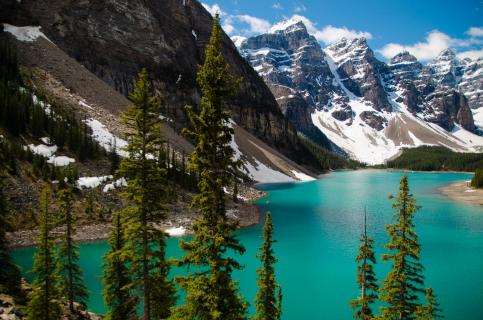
<box><xmin>0</xmin><ymin>0</ymin><xmax>322</xmax><ymax>171</ymax></box>
<box><xmin>236</xmin><ymin>19</ymin><xmax>483</xmax><ymax>164</ymax></box>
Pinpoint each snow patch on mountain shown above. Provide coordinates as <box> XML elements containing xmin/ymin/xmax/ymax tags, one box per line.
<box><xmin>2</xmin><ymin>24</ymin><xmax>52</xmax><ymax>43</ymax></box>
<box><xmin>85</xmin><ymin>119</ymin><xmax>128</xmax><ymax>157</ymax></box>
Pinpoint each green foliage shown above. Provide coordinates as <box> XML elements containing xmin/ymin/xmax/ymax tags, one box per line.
<box><xmin>173</xmin><ymin>16</ymin><xmax>247</xmax><ymax>319</ymax></box>
<box><xmin>56</xmin><ymin>186</ymin><xmax>89</xmax><ymax>312</ymax></box>
<box><xmin>26</xmin><ymin>185</ymin><xmax>63</xmax><ymax>320</ymax></box>
<box><xmin>350</xmin><ymin>208</ymin><xmax>378</xmax><ymax>319</ymax></box>
<box><xmin>0</xmin><ymin>171</ymin><xmax>21</xmax><ymax>296</ymax></box>
<box><xmin>102</xmin><ymin>211</ymin><xmax>137</xmax><ymax>320</ymax></box>
<box><xmin>386</xmin><ymin>146</ymin><xmax>483</xmax><ymax>172</ymax></box>
<box><xmin>109</xmin><ymin>138</ymin><xmax>120</xmax><ymax>175</ymax></box>
<box><xmin>118</xmin><ymin>68</ymin><xmax>175</xmax><ymax>319</ymax></box>
<box><xmin>470</xmin><ymin>168</ymin><xmax>483</xmax><ymax>189</ymax></box>
<box><xmin>0</xmin><ymin>38</ymin><xmax>103</xmax><ymax>177</ymax></box>
<box><xmin>379</xmin><ymin>176</ymin><xmax>425</xmax><ymax>319</ymax></box>
<box><xmin>149</xmin><ymin>237</ymin><xmax>178</xmax><ymax>320</ymax></box>
<box><xmin>299</xmin><ymin>135</ymin><xmax>364</xmax><ymax>170</ymax></box>
<box><xmin>416</xmin><ymin>287</ymin><xmax>444</xmax><ymax>320</ymax></box>
<box><xmin>254</xmin><ymin>212</ymin><xmax>282</xmax><ymax>320</ymax></box>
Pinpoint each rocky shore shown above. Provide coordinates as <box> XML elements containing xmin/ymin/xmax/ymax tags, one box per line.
<box><xmin>438</xmin><ymin>180</ymin><xmax>483</xmax><ymax>206</ymax></box>
<box><xmin>7</xmin><ymin>186</ymin><xmax>267</xmax><ymax>248</ymax></box>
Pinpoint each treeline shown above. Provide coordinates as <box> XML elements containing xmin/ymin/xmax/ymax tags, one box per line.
<box><xmin>300</xmin><ymin>135</ymin><xmax>364</xmax><ymax>170</ymax></box>
<box><xmin>386</xmin><ymin>146</ymin><xmax>483</xmax><ymax>171</ymax></box>
<box><xmin>471</xmin><ymin>168</ymin><xmax>483</xmax><ymax>189</ymax></box>
<box><xmin>0</xmin><ymin>38</ymin><xmax>104</xmax><ymax>162</ymax></box>
<box><xmin>0</xmin><ymin>138</ymin><xmax>79</xmax><ymax>183</ymax></box>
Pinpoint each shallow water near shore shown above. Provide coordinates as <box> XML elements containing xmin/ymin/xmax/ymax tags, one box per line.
<box><xmin>12</xmin><ymin>170</ymin><xmax>483</xmax><ymax>319</ymax></box>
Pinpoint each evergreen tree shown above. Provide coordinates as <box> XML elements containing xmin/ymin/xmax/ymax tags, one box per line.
<box><xmin>254</xmin><ymin>212</ymin><xmax>282</xmax><ymax>320</ymax></box>
<box><xmin>379</xmin><ymin>175</ymin><xmax>425</xmax><ymax>319</ymax></box>
<box><xmin>233</xmin><ymin>177</ymin><xmax>238</xmax><ymax>203</ymax></box>
<box><xmin>172</xmin><ymin>15</ymin><xmax>247</xmax><ymax>320</ymax></box>
<box><xmin>102</xmin><ymin>211</ymin><xmax>137</xmax><ymax>320</ymax></box>
<box><xmin>56</xmin><ymin>186</ymin><xmax>89</xmax><ymax>312</ymax></box>
<box><xmin>26</xmin><ymin>185</ymin><xmax>63</xmax><ymax>320</ymax></box>
<box><xmin>118</xmin><ymin>68</ymin><xmax>175</xmax><ymax>320</ymax></box>
<box><xmin>350</xmin><ymin>207</ymin><xmax>378</xmax><ymax>319</ymax></box>
<box><xmin>109</xmin><ymin>138</ymin><xmax>120</xmax><ymax>175</ymax></box>
<box><xmin>416</xmin><ymin>288</ymin><xmax>443</xmax><ymax>320</ymax></box>
<box><xmin>150</xmin><ymin>237</ymin><xmax>178</xmax><ymax>320</ymax></box>
<box><xmin>0</xmin><ymin>170</ymin><xmax>21</xmax><ymax>295</ymax></box>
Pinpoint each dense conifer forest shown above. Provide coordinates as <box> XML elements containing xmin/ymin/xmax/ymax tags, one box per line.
<box><xmin>386</xmin><ymin>146</ymin><xmax>483</xmax><ymax>172</ymax></box>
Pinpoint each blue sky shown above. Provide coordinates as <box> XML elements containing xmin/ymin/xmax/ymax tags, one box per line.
<box><xmin>201</xmin><ymin>0</ymin><xmax>483</xmax><ymax>61</ymax></box>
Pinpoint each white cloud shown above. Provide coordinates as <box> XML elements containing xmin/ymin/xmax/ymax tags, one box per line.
<box><xmin>457</xmin><ymin>49</ymin><xmax>483</xmax><ymax>60</ymax></box>
<box><xmin>235</xmin><ymin>15</ymin><xmax>271</xmax><ymax>34</ymax></box>
<box><xmin>202</xmin><ymin>3</ymin><xmax>224</xmax><ymax>16</ymax></box>
<box><xmin>294</xmin><ymin>3</ymin><xmax>307</xmax><ymax>13</ymax></box>
<box><xmin>378</xmin><ymin>30</ymin><xmax>483</xmax><ymax>61</ymax></box>
<box><xmin>315</xmin><ymin>25</ymin><xmax>373</xmax><ymax>44</ymax></box>
<box><xmin>467</xmin><ymin>27</ymin><xmax>483</xmax><ymax>37</ymax></box>
<box><xmin>272</xmin><ymin>2</ymin><xmax>283</xmax><ymax>10</ymax></box>
<box><xmin>222</xmin><ymin>23</ymin><xmax>235</xmax><ymax>34</ymax></box>
<box><xmin>279</xmin><ymin>15</ymin><xmax>372</xmax><ymax>44</ymax></box>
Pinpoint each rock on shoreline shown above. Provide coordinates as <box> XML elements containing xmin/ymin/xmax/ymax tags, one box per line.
<box><xmin>7</xmin><ymin>190</ymin><xmax>266</xmax><ymax>248</ymax></box>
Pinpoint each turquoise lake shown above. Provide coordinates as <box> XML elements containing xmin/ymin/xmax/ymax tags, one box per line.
<box><xmin>11</xmin><ymin>170</ymin><xmax>483</xmax><ymax>319</ymax></box>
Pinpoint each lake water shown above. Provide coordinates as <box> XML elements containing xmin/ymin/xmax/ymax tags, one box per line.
<box><xmin>12</xmin><ymin>170</ymin><xmax>483</xmax><ymax>319</ymax></box>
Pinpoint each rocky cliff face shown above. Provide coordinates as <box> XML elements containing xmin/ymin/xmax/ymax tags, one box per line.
<box><xmin>239</xmin><ymin>21</ymin><xmax>336</xmax><ymax>149</ymax></box>
<box><xmin>1</xmin><ymin>0</ymin><xmax>313</xmax><ymax>164</ymax></box>
<box><xmin>236</xmin><ymin>18</ymin><xmax>483</xmax><ymax>164</ymax></box>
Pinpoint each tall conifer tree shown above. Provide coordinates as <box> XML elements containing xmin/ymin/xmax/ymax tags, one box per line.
<box><xmin>254</xmin><ymin>212</ymin><xmax>282</xmax><ymax>320</ymax></box>
<box><xmin>379</xmin><ymin>175</ymin><xmax>425</xmax><ymax>319</ymax></box>
<box><xmin>416</xmin><ymin>288</ymin><xmax>443</xmax><ymax>320</ymax></box>
<box><xmin>118</xmin><ymin>68</ymin><xmax>175</xmax><ymax>320</ymax></box>
<box><xmin>172</xmin><ymin>15</ymin><xmax>247</xmax><ymax>320</ymax></box>
<box><xmin>0</xmin><ymin>163</ymin><xmax>21</xmax><ymax>296</ymax></box>
<box><xmin>26</xmin><ymin>185</ymin><xmax>63</xmax><ymax>320</ymax></box>
<box><xmin>102</xmin><ymin>211</ymin><xmax>137</xmax><ymax>320</ymax></box>
<box><xmin>350</xmin><ymin>207</ymin><xmax>378</xmax><ymax>319</ymax></box>
<box><xmin>56</xmin><ymin>186</ymin><xmax>89</xmax><ymax>313</ymax></box>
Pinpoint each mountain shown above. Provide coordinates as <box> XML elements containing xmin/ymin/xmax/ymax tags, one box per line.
<box><xmin>236</xmin><ymin>18</ymin><xmax>483</xmax><ymax>164</ymax></box>
<box><xmin>0</xmin><ymin>0</ymin><xmax>321</xmax><ymax>183</ymax></box>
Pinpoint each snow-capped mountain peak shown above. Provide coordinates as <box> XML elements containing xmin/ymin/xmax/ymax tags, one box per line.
<box><xmin>236</xmin><ymin>20</ymin><xmax>482</xmax><ymax>164</ymax></box>
<box><xmin>388</xmin><ymin>51</ymin><xmax>419</xmax><ymax>65</ymax></box>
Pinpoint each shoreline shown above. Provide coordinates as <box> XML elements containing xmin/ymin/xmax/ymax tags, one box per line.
<box><xmin>438</xmin><ymin>180</ymin><xmax>483</xmax><ymax>206</ymax></box>
<box><xmin>8</xmin><ymin>186</ymin><xmax>268</xmax><ymax>249</ymax></box>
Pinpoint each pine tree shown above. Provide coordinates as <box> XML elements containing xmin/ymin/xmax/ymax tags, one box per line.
<box><xmin>118</xmin><ymin>68</ymin><xmax>175</xmax><ymax>320</ymax></box>
<box><xmin>379</xmin><ymin>175</ymin><xmax>425</xmax><ymax>319</ymax></box>
<box><xmin>233</xmin><ymin>176</ymin><xmax>238</xmax><ymax>203</ymax></box>
<box><xmin>56</xmin><ymin>186</ymin><xmax>89</xmax><ymax>313</ymax></box>
<box><xmin>172</xmin><ymin>15</ymin><xmax>247</xmax><ymax>320</ymax></box>
<box><xmin>26</xmin><ymin>185</ymin><xmax>63</xmax><ymax>320</ymax></box>
<box><xmin>102</xmin><ymin>211</ymin><xmax>137</xmax><ymax>320</ymax></box>
<box><xmin>150</xmin><ymin>237</ymin><xmax>177</xmax><ymax>320</ymax></box>
<box><xmin>254</xmin><ymin>212</ymin><xmax>282</xmax><ymax>320</ymax></box>
<box><xmin>416</xmin><ymin>288</ymin><xmax>443</xmax><ymax>320</ymax></box>
<box><xmin>0</xmin><ymin>170</ymin><xmax>21</xmax><ymax>296</ymax></box>
<box><xmin>109</xmin><ymin>138</ymin><xmax>120</xmax><ymax>175</ymax></box>
<box><xmin>350</xmin><ymin>207</ymin><xmax>378</xmax><ymax>319</ymax></box>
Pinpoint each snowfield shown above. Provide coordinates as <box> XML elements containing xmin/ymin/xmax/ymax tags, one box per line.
<box><xmin>84</xmin><ymin>119</ymin><xmax>129</xmax><ymax>157</ymax></box>
<box><xmin>76</xmin><ymin>175</ymin><xmax>113</xmax><ymax>190</ymax></box>
<box><xmin>308</xmin><ymin>48</ymin><xmax>483</xmax><ymax>165</ymax></box>
<box><xmin>28</xmin><ymin>144</ymin><xmax>58</xmax><ymax>157</ymax></box>
<box><xmin>2</xmin><ymin>24</ymin><xmax>52</xmax><ymax>43</ymax></box>
<box><xmin>47</xmin><ymin>156</ymin><xmax>75</xmax><ymax>167</ymax></box>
